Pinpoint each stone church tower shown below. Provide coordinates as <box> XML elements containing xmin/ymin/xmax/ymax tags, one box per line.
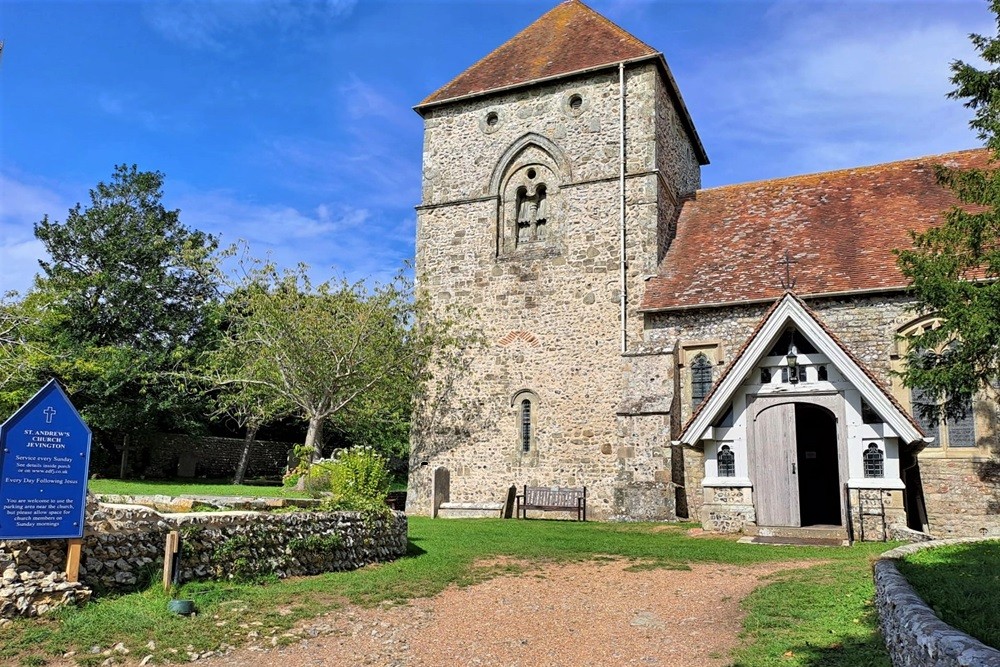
<box><xmin>407</xmin><ymin>0</ymin><xmax>707</xmax><ymax>520</ymax></box>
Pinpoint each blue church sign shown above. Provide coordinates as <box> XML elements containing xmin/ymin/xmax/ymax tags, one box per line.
<box><xmin>0</xmin><ymin>379</ymin><xmax>92</xmax><ymax>539</ymax></box>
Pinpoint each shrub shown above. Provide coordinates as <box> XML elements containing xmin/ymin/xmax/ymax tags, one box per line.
<box><xmin>317</xmin><ymin>446</ymin><xmax>391</xmax><ymax>519</ymax></box>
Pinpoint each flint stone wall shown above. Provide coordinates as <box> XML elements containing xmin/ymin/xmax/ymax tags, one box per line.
<box><xmin>875</xmin><ymin>539</ymin><xmax>1000</xmax><ymax>666</ymax></box>
<box><xmin>0</xmin><ymin>498</ymin><xmax>407</xmax><ymax>618</ymax></box>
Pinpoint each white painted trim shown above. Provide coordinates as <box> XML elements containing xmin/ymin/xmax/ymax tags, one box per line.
<box><xmin>702</xmin><ymin>477</ymin><xmax>752</xmax><ymax>487</ymax></box>
<box><xmin>847</xmin><ymin>478</ymin><xmax>906</xmax><ymax>490</ymax></box>
<box><xmin>680</xmin><ymin>294</ymin><xmax>924</xmax><ymax>446</ymax></box>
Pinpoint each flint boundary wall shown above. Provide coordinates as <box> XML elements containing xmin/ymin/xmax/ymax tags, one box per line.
<box><xmin>1</xmin><ymin>499</ymin><xmax>407</xmax><ymax>618</ymax></box>
<box><xmin>875</xmin><ymin>539</ymin><xmax>1000</xmax><ymax>667</ymax></box>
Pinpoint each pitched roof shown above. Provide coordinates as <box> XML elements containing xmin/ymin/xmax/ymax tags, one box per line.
<box><xmin>679</xmin><ymin>293</ymin><xmax>927</xmax><ymax>447</ymax></box>
<box><xmin>641</xmin><ymin>148</ymin><xmax>992</xmax><ymax>312</ymax></box>
<box><xmin>418</xmin><ymin>0</ymin><xmax>657</xmax><ymax>108</ymax></box>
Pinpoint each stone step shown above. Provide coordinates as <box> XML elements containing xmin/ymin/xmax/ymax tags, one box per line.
<box><xmin>436</xmin><ymin>502</ymin><xmax>504</xmax><ymax>519</ymax></box>
<box><xmin>739</xmin><ymin>535</ymin><xmax>849</xmax><ymax>547</ymax></box>
<box><xmin>748</xmin><ymin>524</ymin><xmax>848</xmax><ymax>541</ymax></box>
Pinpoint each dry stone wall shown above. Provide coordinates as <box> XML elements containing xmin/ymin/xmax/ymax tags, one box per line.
<box><xmin>0</xmin><ymin>497</ymin><xmax>407</xmax><ymax>619</ymax></box>
<box><xmin>875</xmin><ymin>539</ymin><xmax>1000</xmax><ymax>666</ymax></box>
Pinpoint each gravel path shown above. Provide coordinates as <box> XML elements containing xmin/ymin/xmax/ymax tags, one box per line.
<box><xmin>191</xmin><ymin>558</ymin><xmax>818</xmax><ymax>667</ymax></box>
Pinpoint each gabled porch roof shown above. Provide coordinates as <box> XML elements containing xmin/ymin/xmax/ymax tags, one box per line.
<box><xmin>678</xmin><ymin>293</ymin><xmax>927</xmax><ymax>447</ymax></box>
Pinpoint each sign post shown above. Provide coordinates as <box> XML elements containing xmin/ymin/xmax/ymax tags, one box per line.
<box><xmin>0</xmin><ymin>380</ymin><xmax>92</xmax><ymax>556</ymax></box>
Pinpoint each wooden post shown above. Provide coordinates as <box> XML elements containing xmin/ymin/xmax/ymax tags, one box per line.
<box><xmin>163</xmin><ymin>530</ymin><xmax>180</xmax><ymax>591</ymax></box>
<box><xmin>65</xmin><ymin>538</ymin><xmax>82</xmax><ymax>583</ymax></box>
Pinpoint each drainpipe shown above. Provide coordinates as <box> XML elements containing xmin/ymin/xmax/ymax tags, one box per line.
<box><xmin>619</xmin><ymin>61</ymin><xmax>627</xmax><ymax>354</ymax></box>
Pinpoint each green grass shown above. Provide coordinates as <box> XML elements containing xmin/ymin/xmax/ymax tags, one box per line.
<box><xmin>733</xmin><ymin>560</ymin><xmax>889</xmax><ymax>666</ymax></box>
<box><xmin>895</xmin><ymin>539</ymin><xmax>1000</xmax><ymax>650</ymax></box>
<box><xmin>87</xmin><ymin>479</ymin><xmax>310</xmax><ymax>499</ymax></box>
<box><xmin>0</xmin><ymin>519</ymin><xmax>894</xmax><ymax>666</ymax></box>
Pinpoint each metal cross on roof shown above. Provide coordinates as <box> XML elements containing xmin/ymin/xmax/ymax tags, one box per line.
<box><xmin>778</xmin><ymin>250</ymin><xmax>798</xmax><ymax>291</ymax></box>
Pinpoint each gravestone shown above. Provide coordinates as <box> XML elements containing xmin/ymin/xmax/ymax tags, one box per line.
<box><xmin>432</xmin><ymin>467</ymin><xmax>449</xmax><ymax>518</ymax></box>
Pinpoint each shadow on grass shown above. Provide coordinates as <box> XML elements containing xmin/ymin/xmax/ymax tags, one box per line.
<box><xmin>895</xmin><ymin>540</ymin><xmax>1000</xmax><ymax>650</ymax></box>
<box><xmin>732</xmin><ymin>634</ymin><xmax>890</xmax><ymax>667</ymax></box>
<box><xmin>404</xmin><ymin>539</ymin><xmax>428</xmax><ymax>559</ymax></box>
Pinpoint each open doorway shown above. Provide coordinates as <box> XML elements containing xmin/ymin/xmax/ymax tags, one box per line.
<box><xmin>795</xmin><ymin>404</ymin><xmax>841</xmax><ymax>526</ymax></box>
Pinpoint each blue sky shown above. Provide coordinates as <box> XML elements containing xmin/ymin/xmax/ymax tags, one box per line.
<box><xmin>0</xmin><ymin>0</ymin><xmax>990</xmax><ymax>295</ymax></box>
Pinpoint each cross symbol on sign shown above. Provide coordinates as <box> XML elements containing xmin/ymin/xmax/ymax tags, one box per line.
<box><xmin>43</xmin><ymin>406</ymin><xmax>56</xmax><ymax>424</ymax></box>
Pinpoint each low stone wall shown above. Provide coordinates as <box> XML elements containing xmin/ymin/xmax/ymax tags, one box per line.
<box><xmin>875</xmin><ymin>539</ymin><xmax>1000</xmax><ymax>666</ymax></box>
<box><xmin>0</xmin><ymin>498</ymin><xmax>408</xmax><ymax>619</ymax></box>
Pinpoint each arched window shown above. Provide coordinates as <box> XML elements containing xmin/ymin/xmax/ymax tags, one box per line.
<box><xmin>718</xmin><ymin>445</ymin><xmax>736</xmax><ymax>477</ymax></box>
<box><xmin>817</xmin><ymin>365</ymin><xmax>828</xmax><ymax>381</ymax></box>
<box><xmin>897</xmin><ymin>318</ymin><xmax>977</xmax><ymax>451</ymax></box>
<box><xmin>512</xmin><ymin>389</ymin><xmax>538</xmax><ymax>454</ymax></box>
<box><xmin>520</xmin><ymin>399</ymin><xmax>532</xmax><ymax>453</ymax></box>
<box><xmin>691</xmin><ymin>354</ymin><xmax>713</xmax><ymax>408</ymax></box>
<box><xmin>863</xmin><ymin>443</ymin><xmax>884</xmax><ymax>478</ymax></box>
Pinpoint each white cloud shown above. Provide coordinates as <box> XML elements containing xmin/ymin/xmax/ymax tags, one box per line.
<box><xmin>262</xmin><ymin>79</ymin><xmax>423</xmax><ymax>209</ymax></box>
<box><xmin>173</xmin><ymin>187</ymin><xmax>414</xmax><ymax>286</ymax></box>
<box><xmin>143</xmin><ymin>0</ymin><xmax>357</xmax><ymax>51</ymax></box>
<box><xmin>0</xmin><ymin>173</ymin><xmax>71</xmax><ymax>295</ymax></box>
<box><xmin>678</xmin><ymin>4</ymin><xmax>990</xmax><ymax>184</ymax></box>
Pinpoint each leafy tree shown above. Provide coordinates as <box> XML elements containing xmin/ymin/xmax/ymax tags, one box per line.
<box><xmin>28</xmin><ymin>165</ymin><xmax>222</xmax><ymax>468</ymax></box>
<box><xmin>210</xmin><ymin>263</ymin><xmax>439</xmax><ymax>461</ymax></box>
<box><xmin>208</xmin><ymin>352</ymin><xmax>294</xmax><ymax>484</ymax></box>
<box><xmin>896</xmin><ymin>1</ymin><xmax>1000</xmax><ymax>421</ymax></box>
<box><xmin>0</xmin><ymin>292</ymin><xmax>48</xmax><ymax>416</ymax></box>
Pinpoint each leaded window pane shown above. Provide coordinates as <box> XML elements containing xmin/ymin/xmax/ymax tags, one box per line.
<box><xmin>691</xmin><ymin>354</ymin><xmax>713</xmax><ymax>408</ymax></box>
<box><xmin>520</xmin><ymin>399</ymin><xmax>531</xmax><ymax>452</ymax></box>
<box><xmin>863</xmin><ymin>443</ymin><xmax>884</xmax><ymax>478</ymax></box>
<box><xmin>910</xmin><ymin>387</ymin><xmax>940</xmax><ymax>446</ymax></box>
<box><xmin>948</xmin><ymin>395</ymin><xmax>976</xmax><ymax>447</ymax></box>
<box><xmin>718</xmin><ymin>445</ymin><xmax>736</xmax><ymax>477</ymax></box>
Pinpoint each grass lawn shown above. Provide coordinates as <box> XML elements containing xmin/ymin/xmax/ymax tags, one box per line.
<box><xmin>894</xmin><ymin>539</ymin><xmax>1000</xmax><ymax>650</ymax></box>
<box><xmin>0</xmin><ymin>518</ymin><xmax>894</xmax><ymax>666</ymax></box>
<box><xmin>87</xmin><ymin>479</ymin><xmax>310</xmax><ymax>499</ymax></box>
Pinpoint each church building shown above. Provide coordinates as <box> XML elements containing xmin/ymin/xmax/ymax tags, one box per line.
<box><xmin>406</xmin><ymin>0</ymin><xmax>999</xmax><ymax>541</ymax></box>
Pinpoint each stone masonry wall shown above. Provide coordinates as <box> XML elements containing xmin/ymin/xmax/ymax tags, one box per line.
<box><xmin>875</xmin><ymin>540</ymin><xmax>1000</xmax><ymax>666</ymax></box>
<box><xmin>409</xmin><ymin>61</ymin><xmax>700</xmax><ymax>520</ymax></box>
<box><xmin>0</xmin><ymin>498</ymin><xmax>407</xmax><ymax>616</ymax></box>
<box><xmin>136</xmin><ymin>433</ymin><xmax>294</xmax><ymax>479</ymax></box>
<box><xmin>919</xmin><ymin>458</ymin><xmax>1000</xmax><ymax>537</ymax></box>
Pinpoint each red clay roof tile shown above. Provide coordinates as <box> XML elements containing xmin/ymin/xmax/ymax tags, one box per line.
<box><xmin>418</xmin><ymin>0</ymin><xmax>657</xmax><ymax>107</ymax></box>
<box><xmin>641</xmin><ymin>148</ymin><xmax>991</xmax><ymax>312</ymax></box>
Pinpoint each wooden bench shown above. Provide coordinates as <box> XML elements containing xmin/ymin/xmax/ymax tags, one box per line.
<box><xmin>516</xmin><ymin>485</ymin><xmax>587</xmax><ymax>521</ymax></box>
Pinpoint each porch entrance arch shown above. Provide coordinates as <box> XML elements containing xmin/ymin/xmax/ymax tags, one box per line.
<box><xmin>750</xmin><ymin>395</ymin><xmax>848</xmax><ymax>529</ymax></box>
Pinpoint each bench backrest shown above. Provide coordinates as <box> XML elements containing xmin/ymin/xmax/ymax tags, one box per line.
<box><xmin>524</xmin><ymin>486</ymin><xmax>585</xmax><ymax>506</ymax></box>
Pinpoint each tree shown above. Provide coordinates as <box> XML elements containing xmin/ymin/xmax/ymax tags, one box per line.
<box><xmin>208</xmin><ymin>350</ymin><xmax>293</xmax><ymax>484</ymax></box>
<box><xmin>896</xmin><ymin>0</ymin><xmax>1000</xmax><ymax>421</ymax></box>
<box><xmin>29</xmin><ymin>165</ymin><xmax>222</xmax><ymax>469</ymax></box>
<box><xmin>210</xmin><ymin>263</ymin><xmax>438</xmax><ymax>461</ymax></box>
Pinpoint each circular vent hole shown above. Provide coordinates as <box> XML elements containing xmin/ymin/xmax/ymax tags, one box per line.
<box><xmin>486</xmin><ymin>112</ymin><xmax>499</xmax><ymax>126</ymax></box>
<box><xmin>569</xmin><ymin>94</ymin><xmax>583</xmax><ymax>110</ymax></box>
<box><xmin>527</xmin><ymin>168</ymin><xmax>536</xmax><ymax>179</ymax></box>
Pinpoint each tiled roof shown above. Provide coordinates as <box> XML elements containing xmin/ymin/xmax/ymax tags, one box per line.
<box><xmin>418</xmin><ymin>0</ymin><xmax>657</xmax><ymax>108</ymax></box>
<box><xmin>641</xmin><ymin>148</ymin><xmax>991</xmax><ymax>312</ymax></box>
